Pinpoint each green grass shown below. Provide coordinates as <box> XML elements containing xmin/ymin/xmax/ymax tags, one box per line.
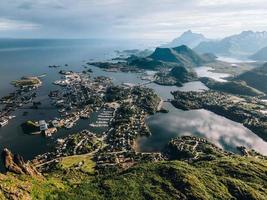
<box><xmin>0</xmin><ymin>155</ymin><xmax>267</xmax><ymax>200</ymax></box>
<box><xmin>59</xmin><ymin>155</ymin><xmax>96</xmax><ymax>174</ymax></box>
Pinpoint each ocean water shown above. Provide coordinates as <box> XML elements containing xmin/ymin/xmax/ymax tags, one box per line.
<box><xmin>0</xmin><ymin>39</ymin><xmax>266</xmax><ymax>169</ymax></box>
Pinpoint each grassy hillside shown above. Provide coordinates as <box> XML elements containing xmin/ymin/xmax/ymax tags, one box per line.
<box><xmin>200</xmin><ymin>77</ymin><xmax>264</xmax><ymax>96</ymax></box>
<box><xmin>250</xmin><ymin>46</ymin><xmax>267</xmax><ymax>61</ymax></box>
<box><xmin>234</xmin><ymin>63</ymin><xmax>267</xmax><ymax>94</ymax></box>
<box><xmin>0</xmin><ymin>153</ymin><xmax>267</xmax><ymax>200</ymax></box>
<box><xmin>149</xmin><ymin>45</ymin><xmax>206</xmax><ymax>67</ymax></box>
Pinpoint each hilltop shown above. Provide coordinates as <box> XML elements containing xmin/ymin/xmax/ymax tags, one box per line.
<box><xmin>250</xmin><ymin>46</ymin><xmax>267</xmax><ymax>61</ymax></box>
<box><xmin>200</xmin><ymin>77</ymin><xmax>264</xmax><ymax>97</ymax></box>
<box><xmin>154</xmin><ymin>65</ymin><xmax>198</xmax><ymax>86</ymax></box>
<box><xmin>149</xmin><ymin>45</ymin><xmax>206</xmax><ymax>67</ymax></box>
<box><xmin>234</xmin><ymin>63</ymin><xmax>267</xmax><ymax>94</ymax></box>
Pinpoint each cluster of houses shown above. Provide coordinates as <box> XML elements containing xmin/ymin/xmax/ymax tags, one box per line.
<box><xmin>29</xmin><ymin>71</ymin><xmax>114</xmax><ymax>136</ymax></box>
<box><xmin>0</xmin><ymin>79</ymin><xmax>41</xmax><ymax>128</ymax></box>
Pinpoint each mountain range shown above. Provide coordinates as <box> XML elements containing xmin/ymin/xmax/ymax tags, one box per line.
<box><xmin>164</xmin><ymin>30</ymin><xmax>267</xmax><ymax>59</ymax></box>
<box><xmin>194</xmin><ymin>31</ymin><xmax>267</xmax><ymax>58</ymax></box>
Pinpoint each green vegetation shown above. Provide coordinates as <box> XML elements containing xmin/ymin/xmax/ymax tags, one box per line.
<box><xmin>250</xmin><ymin>46</ymin><xmax>267</xmax><ymax>61</ymax></box>
<box><xmin>128</xmin><ymin>57</ymin><xmax>177</xmax><ymax>70</ymax></box>
<box><xmin>171</xmin><ymin>91</ymin><xmax>267</xmax><ymax>141</ymax></box>
<box><xmin>234</xmin><ymin>63</ymin><xmax>267</xmax><ymax>94</ymax></box>
<box><xmin>154</xmin><ymin>65</ymin><xmax>198</xmax><ymax>86</ymax></box>
<box><xmin>149</xmin><ymin>45</ymin><xmax>206</xmax><ymax>67</ymax></box>
<box><xmin>21</xmin><ymin>121</ymin><xmax>40</xmax><ymax>134</ymax></box>
<box><xmin>200</xmin><ymin>77</ymin><xmax>264</xmax><ymax>96</ymax></box>
<box><xmin>0</xmin><ymin>154</ymin><xmax>267</xmax><ymax>200</ymax></box>
<box><xmin>11</xmin><ymin>77</ymin><xmax>41</xmax><ymax>87</ymax></box>
<box><xmin>170</xmin><ymin>65</ymin><xmax>198</xmax><ymax>83</ymax></box>
<box><xmin>59</xmin><ymin>155</ymin><xmax>95</xmax><ymax>174</ymax></box>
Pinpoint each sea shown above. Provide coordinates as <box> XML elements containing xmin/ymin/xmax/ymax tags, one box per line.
<box><xmin>0</xmin><ymin>39</ymin><xmax>266</xmax><ymax>170</ymax></box>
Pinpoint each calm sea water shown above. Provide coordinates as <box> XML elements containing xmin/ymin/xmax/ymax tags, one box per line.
<box><xmin>0</xmin><ymin>39</ymin><xmax>266</xmax><ymax>168</ymax></box>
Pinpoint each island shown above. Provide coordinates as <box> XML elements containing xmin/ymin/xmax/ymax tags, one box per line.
<box><xmin>11</xmin><ymin>76</ymin><xmax>42</xmax><ymax>88</ymax></box>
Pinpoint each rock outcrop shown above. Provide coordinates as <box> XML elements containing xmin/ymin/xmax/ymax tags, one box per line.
<box><xmin>1</xmin><ymin>148</ymin><xmax>41</xmax><ymax>176</ymax></box>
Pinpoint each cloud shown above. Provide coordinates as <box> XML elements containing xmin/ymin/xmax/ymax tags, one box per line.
<box><xmin>17</xmin><ymin>0</ymin><xmax>66</xmax><ymax>10</ymax></box>
<box><xmin>0</xmin><ymin>0</ymin><xmax>266</xmax><ymax>40</ymax></box>
<box><xmin>0</xmin><ymin>18</ymin><xmax>40</xmax><ymax>31</ymax></box>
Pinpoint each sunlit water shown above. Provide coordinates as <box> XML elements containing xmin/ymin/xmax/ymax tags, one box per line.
<box><xmin>195</xmin><ymin>66</ymin><xmax>231</xmax><ymax>82</ymax></box>
<box><xmin>217</xmin><ymin>56</ymin><xmax>257</xmax><ymax>63</ymax></box>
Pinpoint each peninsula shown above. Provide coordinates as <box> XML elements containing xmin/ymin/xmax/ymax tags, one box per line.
<box><xmin>171</xmin><ymin>90</ymin><xmax>267</xmax><ymax>141</ymax></box>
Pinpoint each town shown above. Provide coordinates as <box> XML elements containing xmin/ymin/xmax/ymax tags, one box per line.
<box><xmin>0</xmin><ymin>76</ymin><xmax>42</xmax><ymax>128</ymax></box>
<box><xmin>8</xmin><ymin>67</ymin><xmax>165</xmax><ymax>171</ymax></box>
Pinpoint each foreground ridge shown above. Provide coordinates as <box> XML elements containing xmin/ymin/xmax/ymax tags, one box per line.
<box><xmin>0</xmin><ymin>136</ymin><xmax>267</xmax><ymax>200</ymax></box>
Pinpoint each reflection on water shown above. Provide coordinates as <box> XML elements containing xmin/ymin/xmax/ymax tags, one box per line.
<box><xmin>217</xmin><ymin>56</ymin><xmax>256</xmax><ymax>63</ymax></box>
<box><xmin>195</xmin><ymin>66</ymin><xmax>231</xmax><ymax>82</ymax></box>
<box><xmin>138</xmin><ymin>103</ymin><xmax>267</xmax><ymax>155</ymax></box>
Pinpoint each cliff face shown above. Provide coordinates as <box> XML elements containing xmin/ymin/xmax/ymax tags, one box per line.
<box><xmin>2</xmin><ymin>148</ymin><xmax>40</xmax><ymax>177</ymax></box>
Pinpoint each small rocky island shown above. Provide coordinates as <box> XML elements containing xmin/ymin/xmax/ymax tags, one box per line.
<box><xmin>11</xmin><ymin>76</ymin><xmax>42</xmax><ymax>88</ymax></box>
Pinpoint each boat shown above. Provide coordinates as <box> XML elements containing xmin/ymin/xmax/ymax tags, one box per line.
<box><xmin>65</xmin><ymin>122</ymin><xmax>74</xmax><ymax>129</ymax></box>
<box><xmin>7</xmin><ymin>115</ymin><xmax>16</xmax><ymax>119</ymax></box>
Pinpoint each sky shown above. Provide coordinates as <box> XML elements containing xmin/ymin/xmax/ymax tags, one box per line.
<box><xmin>1</xmin><ymin>0</ymin><xmax>267</xmax><ymax>41</ymax></box>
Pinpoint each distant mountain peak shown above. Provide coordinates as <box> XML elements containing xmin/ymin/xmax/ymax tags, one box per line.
<box><xmin>240</xmin><ymin>30</ymin><xmax>254</xmax><ymax>35</ymax></box>
<box><xmin>195</xmin><ymin>30</ymin><xmax>267</xmax><ymax>57</ymax></box>
<box><xmin>240</xmin><ymin>30</ymin><xmax>267</xmax><ymax>35</ymax></box>
<box><xmin>162</xmin><ymin>30</ymin><xmax>209</xmax><ymax>48</ymax></box>
<box><xmin>181</xmin><ymin>30</ymin><xmax>193</xmax><ymax>35</ymax></box>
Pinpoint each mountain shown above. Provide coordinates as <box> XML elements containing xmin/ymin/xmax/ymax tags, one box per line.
<box><xmin>234</xmin><ymin>63</ymin><xmax>267</xmax><ymax>94</ymax></box>
<box><xmin>149</xmin><ymin>45</ymin><xmax>206</xmax><ymax>67</ymax></box>
<box><xmin>127</xmin><ymin>56</ymin><xmax>180</xmax><ymax>70</ymax></box>
<box><xmin>1</xmin><ymin>137</ymin><xmax>267</xmax><ymax>199</ymax></box>
<box><xmin>90</xmin><ymin>46</ymin><xmax>208</xmax><ymax>71</ymax></box>
<box><xmin>195</xmin><ymin>31</ymin><xmax>267</xmax><ymax>57</ymax></box>
<box><xmin>162</xmin><ymin>30</ymin><xmax>210</xmax><ymax>48</ymax></box>
<box><xmin>250</xmin><ymin>46</ymin><xmax>267</xmax><ymax>61</ymax></box>
<box><xmin>170</xmin><ymin>65</ymin><xmax>198</xmax><ymax>83</ymax></box>
<box><xmin>154</xmin><ymin>65</ymin><xmax>198</xmax><ymax>86</ymax></box>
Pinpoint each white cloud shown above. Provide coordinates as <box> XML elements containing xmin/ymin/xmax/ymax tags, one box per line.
<box><xmin>0</xmin><ymin>18</ymin><xmax>40</xmax><ymax>31</ymax></box>
<box><xmin>198</xmin><ymin>0</ymin><xmax>266</xmax><ymax>6</ymax></box>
